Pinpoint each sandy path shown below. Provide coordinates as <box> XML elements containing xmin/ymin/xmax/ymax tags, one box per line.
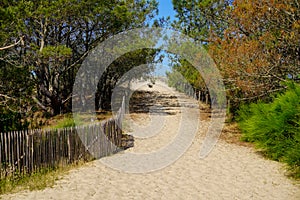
<box><xmin>2</xmin><ymin>82</ymin><xmax>300</xmax><ymax>200</ymax></box>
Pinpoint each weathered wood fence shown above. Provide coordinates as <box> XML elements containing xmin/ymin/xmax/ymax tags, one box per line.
<box><xmin>180</xmin><ymin>83</ymin><xmax>229</xmax><ymax>109</ymax></box>
<box><xmin>0</xmin><ymin>97</ymin><xmax>131</xmax><ymax>180</ymax></box>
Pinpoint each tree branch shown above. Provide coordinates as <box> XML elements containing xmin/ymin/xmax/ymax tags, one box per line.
<box><xmin>0</xmin><ymin>36</ymin><xmax>24</xmax><ymax>51</ymax></box>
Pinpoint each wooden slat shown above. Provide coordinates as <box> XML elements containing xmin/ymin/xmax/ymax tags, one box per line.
<box><xmin>0</xmin><ymin>96</ymin><xmax>127</xmax><ymax>180</ymax></box>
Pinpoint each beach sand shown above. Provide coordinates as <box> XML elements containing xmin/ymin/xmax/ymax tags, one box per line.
<box><xmin>2</xmin><ymin>81</ymin><xmax>300</xmax><ymax>200</ymax></box>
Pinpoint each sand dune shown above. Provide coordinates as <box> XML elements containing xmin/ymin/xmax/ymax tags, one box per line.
<box><xmin>2</xmin><ymin>82</ymin><xmax>300</xmax><ymax>200</ymax></box>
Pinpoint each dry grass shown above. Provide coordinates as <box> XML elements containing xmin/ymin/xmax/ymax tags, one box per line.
<box><xmin>41</xmin><ymin>112</ymin><xmax>112</xmax><ymax>129</ymax></box>
<box><xmin>198</xmin><ymin>103</ymin><xmax>252</xmax><ymax>148</ymax></box>
<box><xmin>0</xmin><ymin>111</ymin><xmax>116</xmax><ymax>195</ymax></box>
<box><xmin>220</xmin><ymin>122</ymin><xmax>254</xmax><ymax>148</ymax></box>
<box><xmin>0</xmin><ymin>161</ymin><xmax>89</xmax><ymax>195</ymax></box>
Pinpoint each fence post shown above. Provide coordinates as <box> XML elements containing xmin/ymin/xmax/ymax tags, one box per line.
<box><xmin>0</xmin><ymin>132</ymin><xmax>2</xmax><ymax>178</ymax></box>
<box><xmin>16</xmin><ymin>131</ymin><xmax>20</xmax><ymax>173</ymax></box>
<box><xmin>67</xmin><ymin>129</ymin><xmax>71</xmax><ymax>163</ymax></box>
<box><xmin>0</xmin><ymin>95</ymin><xmax>129</xmax><ymax>181</ymax></box>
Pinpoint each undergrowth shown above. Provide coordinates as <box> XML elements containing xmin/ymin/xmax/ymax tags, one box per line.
<box><xmin>0</xmin><ymin>161</ymin><xmax>87</xmax><ymax>195</ymax></box>
<box><xmin>238</xmin><ymin>82</ymin><xmax>300</xmax><ymax>179</ymax></box>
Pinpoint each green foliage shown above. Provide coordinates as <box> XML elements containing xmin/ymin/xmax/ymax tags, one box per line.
<box><xmin>238</xmin><ymin>82</ymin><xmax>300</xmax><ymax>177</ymax></box>
<box><xmin>0</xmin><ymin>161</ymin><xmax>86</xmax><ymax>195</ymax></box>
<box><xmin>166</xmin><ymin>69</ymin><xmax>188</xmax><ymax>93</ymax></box>
<box><xmin>172</xmin><ymin>0</ymin><xmax>231</xmax><ymax>42</ymax></box>
<box><xmin>0</xmin><ymin>59</ymin><xmax>34</xmax><ymax>132</ymax></box>
<box><xmin>0</xmin><ymin>110</ymin><xmax>29</xmax><ymax>133</ymax></box>
<box><xmin>52</xmin><ymin>117</ymin><xmax>76</xmax><ymax>129</ymax></box>
<box><xmin>46</xmin><ymin>113</ymin><xmax>103</xmax><ymax>129</ymax></box>
<box><xmin>166</xmin><ymin>58</ymin><xmax>205</xmax><ymax>92</ymax></box>
<box><xmin>39</xmin><ymin>45</ymin><xmax>72</xmax><ymax>59</ymax></box>
<box><xmin>0</xmin><ymin>168</ymin><xmax>56</xmax><ymax>195</ymax></box>
<box><xmin>0</xmin><ymin>0</ymin><xmax>159</xmax><ymax>129</ymax></box>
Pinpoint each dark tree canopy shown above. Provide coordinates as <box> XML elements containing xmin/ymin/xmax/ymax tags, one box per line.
<box><xmin>0</xmin><ymin>0</ymin><xmax>159</xmax><ymax>131</ymax></box>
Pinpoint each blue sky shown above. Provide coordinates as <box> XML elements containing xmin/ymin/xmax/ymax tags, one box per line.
<box><xmin>157</xmin><ymin>0</ymin><xmax>176</xmax><ymax>21</ymax></box>
<box><xmin>152</xmin><ymin>0</ymin><xmax>176</xmax><ymax>76</ymax></box>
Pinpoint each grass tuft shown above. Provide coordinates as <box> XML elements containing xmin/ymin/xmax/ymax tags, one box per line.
<box><xmin>238</xmin><ymin>82</ymin><xmax>300</xmax><ymax>179</ymax></box>
<box><xmin>0</xmin><ymin>162</ymin><xmax>86</xmax><ymax>195</ymax></box>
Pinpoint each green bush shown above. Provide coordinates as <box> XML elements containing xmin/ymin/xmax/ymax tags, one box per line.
<box><xmin>53</xmin><ymin>118</ymin><xmax>76</xmax><ymax>129</ymax></box>
<box><xmin>238</xmin><ymin>82</ymin><xmax>300</xmax><ymax>178</ymax></box>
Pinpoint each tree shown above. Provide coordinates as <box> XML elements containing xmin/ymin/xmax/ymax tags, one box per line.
<box><xmin>172</xmin><ymin>0</ymin><xmax>232</xmax><ymax>43</ymax></box>
<box><xmin>1</xmin><ymin>0</ymin><xmax>158</xmax><ymax>117</ymax></box>
<box><xmin>167</xmin><ymin>58</ymin><xmax>205</xmax><ymax>92</ymax></box>
<box><xmin>95</xmin><ymin>48</ymin><xmax>158</xmax><ymax>110</ymax></box>
<box><xmin>209</xmin><ymin>0</ymin><xmax>300</xmax><ymax>109</ymax></box>
<box><xmin>0</xmin><ymin>1</ymin><xmax>35</xmax><ymax>131</ymax></box>
<box><xmin>172</xmin><ymin>0</ymin><xmax>300</xmax><ymax>110</ymax></box>
<box><xmin>168</xmin><ymin>0</ymin><xmax>231</xmax><ymax>104</ymax></box>
<box><xmin>0</xmin><ymin>0</ymin><xmax>159</xmax><ymax>130</ymax></box>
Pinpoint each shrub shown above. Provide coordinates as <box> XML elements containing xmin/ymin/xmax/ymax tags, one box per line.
<box><xmin>238</xmin><ymin>82</ymin><xmax>300</xmax><ymax>177</ymax></box>
<box><xmin>53</xmin><ymin>117</ymin><xmax>76</xmax><ymax>129</ymax></box>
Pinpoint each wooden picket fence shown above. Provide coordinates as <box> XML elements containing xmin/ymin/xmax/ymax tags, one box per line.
<box><xmin>0</xmin><ymin>97</ymin><xmax>127</xmax><ymax>180</ymax></box>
